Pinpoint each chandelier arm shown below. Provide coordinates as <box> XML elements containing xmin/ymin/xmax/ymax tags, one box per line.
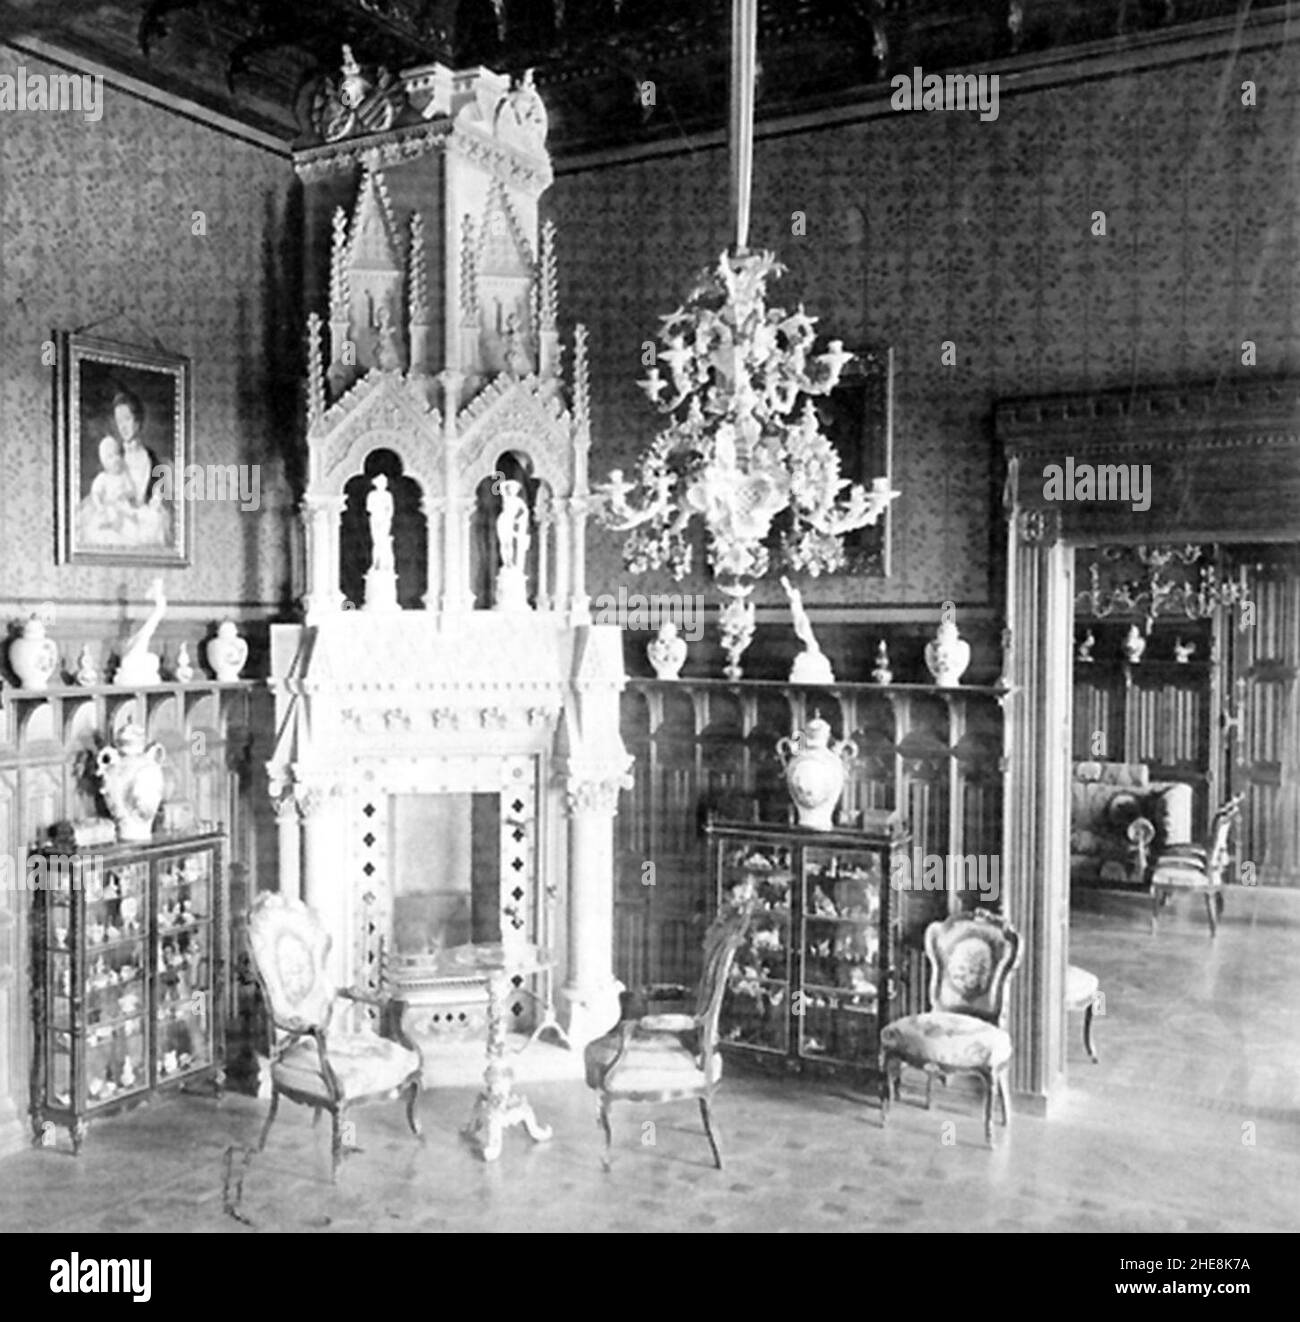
<box><xmin>729</xmin><ymin>0</ymin><xmax>758</xmax><ymax>256</ymax></box>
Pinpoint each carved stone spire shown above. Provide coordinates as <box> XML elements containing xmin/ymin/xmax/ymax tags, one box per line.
<box><xmin>408</xmin><ymin>211</ymin><xmax>429</xmax><ymax>373</ymax></box>
<box><xmin>306</xmin><ymin>312</ymin><xmax>325</xmax><ymax>427</ymax></box>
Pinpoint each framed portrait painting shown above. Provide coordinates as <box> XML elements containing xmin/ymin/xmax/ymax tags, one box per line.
<box><xmin>815</xmin><ymin>343</ymin><xmax>894</xmax><ymax>578</ymax></box>
<box><xmin>56</xmin><ymin>333</ymin><xmax>191</xmax><ymax>566</ymax></box>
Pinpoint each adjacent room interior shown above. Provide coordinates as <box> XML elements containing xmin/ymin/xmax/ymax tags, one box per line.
<box><xmin>0</xmin><ymin>0</ymin><xmax>1298</xmax><ymax>1234</ymax></box>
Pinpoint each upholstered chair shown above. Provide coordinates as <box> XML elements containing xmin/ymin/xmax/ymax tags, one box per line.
<box><xmin>246</xmin><ymin>892</ymin><xmax>424</xmax><ymax>1180</ymax></box>
<box><xmin>583</xmin><ymin>898</ymin><xmax>755</xmax><ymax>1171</ymax></box>
<box><xmin>1149</xmin><ymin>793</ymin><xmax>1244</xmax><ymax>936</ymax></box>
<box><xmin>880</xmin><ymin>911</ymin><xmax>1021</xmax><ymax>1146</ymax></box>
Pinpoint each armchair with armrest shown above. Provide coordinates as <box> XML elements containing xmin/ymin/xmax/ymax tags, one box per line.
<box><xmin>583</xmin><ymin>898</ymin><xmax>755</xmax><ymax>1171</ymax></box>
<box><xmin>246</xmin><ymin>892</ymin><xmax>424</xmax><ymax>1181</ymax></box>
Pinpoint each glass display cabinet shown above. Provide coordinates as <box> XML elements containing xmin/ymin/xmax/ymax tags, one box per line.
<box><xmin>30</xmin><ymin>829</ymin><xmax>227</xmax><ymax>1153</ymax></box>
<box><xmin>706</xmin><ymin>815</ymin><xmax>908</xmax><ymax>1081</ymax></box>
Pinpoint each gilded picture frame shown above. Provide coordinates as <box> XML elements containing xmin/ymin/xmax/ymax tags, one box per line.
<box><xmin>56</xmin><ymin>332</ymin><xmax>191</xmax><ymax>566</ymax></box>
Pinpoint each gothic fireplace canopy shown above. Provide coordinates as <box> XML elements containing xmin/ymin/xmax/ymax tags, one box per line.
<box><xmin>267</xmin><ymin>59</ymin><xmax>630</xmax><ymax>1048</ymax></box>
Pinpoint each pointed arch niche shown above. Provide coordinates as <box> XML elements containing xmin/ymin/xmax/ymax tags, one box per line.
<box><xmin>998</xmin><ymin>378</ymin><xmax>1300</xmax><ymax>1113</ymax></box>
<box><xmin>340</xmin><ymin>448</ymin><xmax>429</xmax><ymax>610</ymax></box>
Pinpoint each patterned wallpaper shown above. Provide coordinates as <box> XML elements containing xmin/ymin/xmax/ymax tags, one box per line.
<box><xmin>550</xmin><ymin>41</ymin><xmax>1300</xmax><ymax>608</ymax></box>
<box><xmin>0</xmin><ymin>48</ymin><xmax>300</xmax><ymax>611</ymax></box>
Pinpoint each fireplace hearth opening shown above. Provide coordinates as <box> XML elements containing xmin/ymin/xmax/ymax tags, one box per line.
<box><xmin>390</xmin><ymin>793</ymin><xmax>501</xmax><ymax>955</ymax></box>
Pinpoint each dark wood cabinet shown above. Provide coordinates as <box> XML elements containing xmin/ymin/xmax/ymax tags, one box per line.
<box><xmin>30</xmin><ymin>830</ymin><xmax>228</xmax><ymax>1153</ymax></box>
<box><xmin>707</xmin><ymin>815</ymin><xmax>908</xmax><ymax>1081</ymax></box>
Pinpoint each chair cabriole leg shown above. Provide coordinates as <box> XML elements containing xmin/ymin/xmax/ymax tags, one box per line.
<box><xmin>700</xmin><ymin>1096</ymin><xmax>723</xmax><ymax>1170</ymax></box>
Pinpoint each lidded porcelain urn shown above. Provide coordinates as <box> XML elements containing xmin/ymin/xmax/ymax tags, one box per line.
<box><xmin>95</xmin><ymin>720</ymin><xmax>166</xmax><ymax>842</ymax></box>
<box><xmin>206</xmin><ymin>620</ymin><xmax>248</xmax><ymax>681</ymax></box>
<box><xmin>924</xmin><ymin>615</ymin><xmax>971</xmax><ymax>688</ymax></box>
<box><xmin>776</xmin><ymin>713</ymin><xmax>858</xmax><ymax>831</ymax></box>
<box><xmin>9</xmin><ymin>615</ymin><xmax>59</xmax><ymax>690</ymax></box>
<box><xmin>647</xmin><ymin>622</ymin><xmax>687</xmax><ymax>679</ymax></box>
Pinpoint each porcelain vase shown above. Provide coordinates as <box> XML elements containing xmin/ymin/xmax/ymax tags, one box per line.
<box><xmin>9</xmin><ymin>616</ymin><xmax>59</xmax><ymax>690</ymax></box>
<box><xmin>776</xmin><ymin>715</ymin><xmax>858</xmax><ymax>831</ymax></box>
<box><xmin>1122</xmin><ymin>625</ymin><xmax>1147</xmax><ymax>663</ymax></box>
<box><xmin>924</xmin><ymin>619</ymin><xmax>971</xmax><ymax>688</ymax></box>
<box><xmin>95</xmin><ymin>721</ymin><xmax>166</xmax><ymax>842</ymax></box>
<box><xmin>206</xmin><ymin>620</ymin><xmax>248</xmax><ymax>681</ymax></box>
<box><xmin>646</xmin><ymin>623</ymin><xmax>687</xmax><ymax>679</ymax></box>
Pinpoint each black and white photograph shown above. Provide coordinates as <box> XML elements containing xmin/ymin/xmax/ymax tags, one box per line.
<box><xmin>0</xmin><ymin>0</ymin><xmax>1298</xmax><ymax>1274</ymax></box>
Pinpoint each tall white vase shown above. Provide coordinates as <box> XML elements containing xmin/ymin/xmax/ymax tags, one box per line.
<box><xmin>924</xmin><ymin>619</ymin><xmax>971</xmax><ymax>688</ymax></box>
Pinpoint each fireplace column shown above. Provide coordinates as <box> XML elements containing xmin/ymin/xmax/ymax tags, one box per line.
<box><xmin>297</xmin><ymin>783</ymin><xmax>351</xmax><ymax>985</ymax></box>
<box><xmin>559</xmin><ymin>773</ymin><xmax>630</xmax><ymax>1045</ymax></box>
<box><xmin>302</xmin><ymin>494</ymin><xmax>346</xmax><ymax>620</ymax></box>
<box><xmin>273</xmin><ymin>790</ymin><xmax>303</xmax><ymax>901</ymax></box>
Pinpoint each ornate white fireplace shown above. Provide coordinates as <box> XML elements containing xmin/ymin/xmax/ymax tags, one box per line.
<box><xmin>267</xmin><ymin>60</ymin><xmax>630</xmax><ymax>1047</ymax></box>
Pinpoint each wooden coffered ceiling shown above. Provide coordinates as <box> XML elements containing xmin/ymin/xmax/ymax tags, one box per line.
<box><xmin>0</xmin><ymin>0</ymin><xmax>1288</xmax><ymax>152</ymax></box>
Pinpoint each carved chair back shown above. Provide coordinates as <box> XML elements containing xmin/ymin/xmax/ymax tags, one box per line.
<box><xmin>695</xmin><ymin>899</ymin><xmax>756</xmax><ymax>1065</ymax></box>
<box><xmin>924</xmin><ymin>910</ymin><xmax>1021</xmax><ymax>1026</ymax></box>
<box><xmin>1206</xmin><ymin>794</ymin><xmax>1245</xmax><ymax>877</ymax></box>
<box><xmin>247</xmin><ymin>892</ymin><xmax>337</xmax><ymax>1036</ymax></box>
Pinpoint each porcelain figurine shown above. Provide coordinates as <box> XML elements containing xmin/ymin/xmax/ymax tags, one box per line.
<box><xmin>95</xmin><ymin>720</ymin><xmax>166</xmax><ymax>842</ymax></box>
<box><xmin>776</xmin><ymin>713</ymin><xmax>858</xmax><ymax>831</ymax></box>
<box><xmin>1122</xmin><ymin>624</ymin><xmax>1147</xmax><ymax>663</ymax></box>
<box><xmin>173</xmin><ymin>642</ymin><xmax>195</xmax><ymax>682</ymax></box>
<box><xmin>206</xmin><ymin>620</ymin><xmax>248</xmax><ymax>681</ymax></box>
<box><xmin>1077</xmin><ymin>630</ymin><xmax>1096</xmax><ymax>662</ymax></box>
<box><xmin>8</xmin><ymin>615</ymin><xmax>59</xmax><ymax>690</ymax></box>
<box><xmin>647</xmin><ymin>622</ymin><xmax>687</xmax><ymax>679</ymax></box>
<box><xmin>115</xmin><ymin>578</ymin><xmax>166</xmax><ymax>685</ymax></box>
<box><xmin>121</xmin><ymin>1058</ymin><xmax>136</xmax><ymax>1089</ymax></box>
<box><xmin>924</xmin><ymin>616</ymin><xmax>971</xmax><ymax>688</ymax></box>
<box><xmin>781</xmin><ymin>576</ymin><xmax>835</xmax><ymax>684</ymax></box>
<box><xmin>870</xmin><ymin>640</ymin><xmax>893</xmax><ymax>684</ymax></box>
<box><xmin>74</xmin><ymin>645</ymin><xmax>99</xmax><ymax>686</ymax></box>
<box><xmin>1173</xmin><ymin>637</ymin><xmax>1195</xmax><ymax>663</ymax></box>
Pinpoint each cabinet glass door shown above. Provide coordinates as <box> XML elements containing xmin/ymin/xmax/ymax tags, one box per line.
<box><xmin>83</xmin><ymin>859</ymin><xmax>150</xmax><ymax>1108</ymax></box>
<box><xmin>155</xmin><ymin>849</ymin><xmax>213</xmax><ymax>1079</ymax></box>
<box><xmin>798</xmin><ymin>846</ymin><xmax>884</xmax><ymax>1065</ymax></box>
<box><xmin>719</xmin><ymin>839</ymin><xmax>793</xmax><ymax>1054</ymax></box>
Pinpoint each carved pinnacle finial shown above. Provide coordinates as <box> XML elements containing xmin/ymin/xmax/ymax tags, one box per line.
<box><xmin>538</xmin><ymin>218</ymin><xmax>558</xmax><ymax>332</ymax></box>
<box><xmin>306</xmin><ymin>312</ymin><xmax>325</xmax><ymax>426</ymax></box>
<box><xmin>408</xmin><ymin>212</ymin><xmax>428</xmax><ymax>322</ymax></box>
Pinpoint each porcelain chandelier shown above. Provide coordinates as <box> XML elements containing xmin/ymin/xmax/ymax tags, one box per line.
<box><xmin>596</xmin><ymin>0</ymin><xmax>898</xmax><ymax>679</ymax></box>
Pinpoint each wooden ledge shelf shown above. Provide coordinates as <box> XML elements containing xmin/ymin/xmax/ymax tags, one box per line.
<box><xmin>1</xmin><ymin>680</ymin><xmax>257</xmax><ymax>706</ymax></box>
<box><xmin>626</xmin><ymin>676</ymin><xmax>1011</xmax><ymax>698</ymax></box>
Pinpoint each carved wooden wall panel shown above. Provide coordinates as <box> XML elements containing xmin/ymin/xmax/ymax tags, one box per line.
<box><xmin>615</xmin><ymin>678</ymin><xmax>1005</xmax><ymax>1009</ymax></box>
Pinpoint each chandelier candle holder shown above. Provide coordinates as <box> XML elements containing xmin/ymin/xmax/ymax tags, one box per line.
<box><xmin>594</xmin><ymin>0</ymin><xmax>898</xmax><ymax>680</ymax></box>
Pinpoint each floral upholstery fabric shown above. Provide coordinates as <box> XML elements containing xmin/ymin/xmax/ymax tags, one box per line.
<box><xmin>273</xmin><ymin>1031</ymin><xmax>420</xmax><ymax>1102</ymax></box>
<box><xmin>584</xmin><ymin>1024</ymin><xmax>722</xmax><ymax>1097</ymax></box>
<box><xmin>880</xmin><ymin>1011</ymin><xmax>1012</xmax><ymax>1071</ymax></box>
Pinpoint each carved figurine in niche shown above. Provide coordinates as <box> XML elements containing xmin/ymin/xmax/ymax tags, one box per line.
<box><xmin>374</xmin><ymin>305</ymin><xmax>404</xmax><ymax>372</ymax></box>
<box><xmin>503</xmin><ymin>313</ymin><xmax>531</xmax><ymax>376</ymax></box>
<box><xmin>364</xmin><ymin>474</ymin><xmax>400</xmax><ymax>612</ymax></box>
<box><xmin>494</xmin><ymin>479</ymin><xmax>531</xmax><ymax>611</ymax></box>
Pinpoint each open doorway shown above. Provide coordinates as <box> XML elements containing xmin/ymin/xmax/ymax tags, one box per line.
<box><xmin>999</xmin><ymin>379</ymin><xmax>1300</xmax><ymax>1113</ymax></box>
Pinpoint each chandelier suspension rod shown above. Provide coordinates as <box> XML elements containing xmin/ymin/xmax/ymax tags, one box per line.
<box><xmin>728</xmin><ymin>0</ymin><xmax>758</xmax><ymax>257</ymax></box>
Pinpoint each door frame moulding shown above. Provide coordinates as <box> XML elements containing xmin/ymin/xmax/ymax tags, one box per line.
<box><xmin>997</xmin><ymin>377</ymin><xmax>1300</xmax><ymax>1113</ymax></box>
